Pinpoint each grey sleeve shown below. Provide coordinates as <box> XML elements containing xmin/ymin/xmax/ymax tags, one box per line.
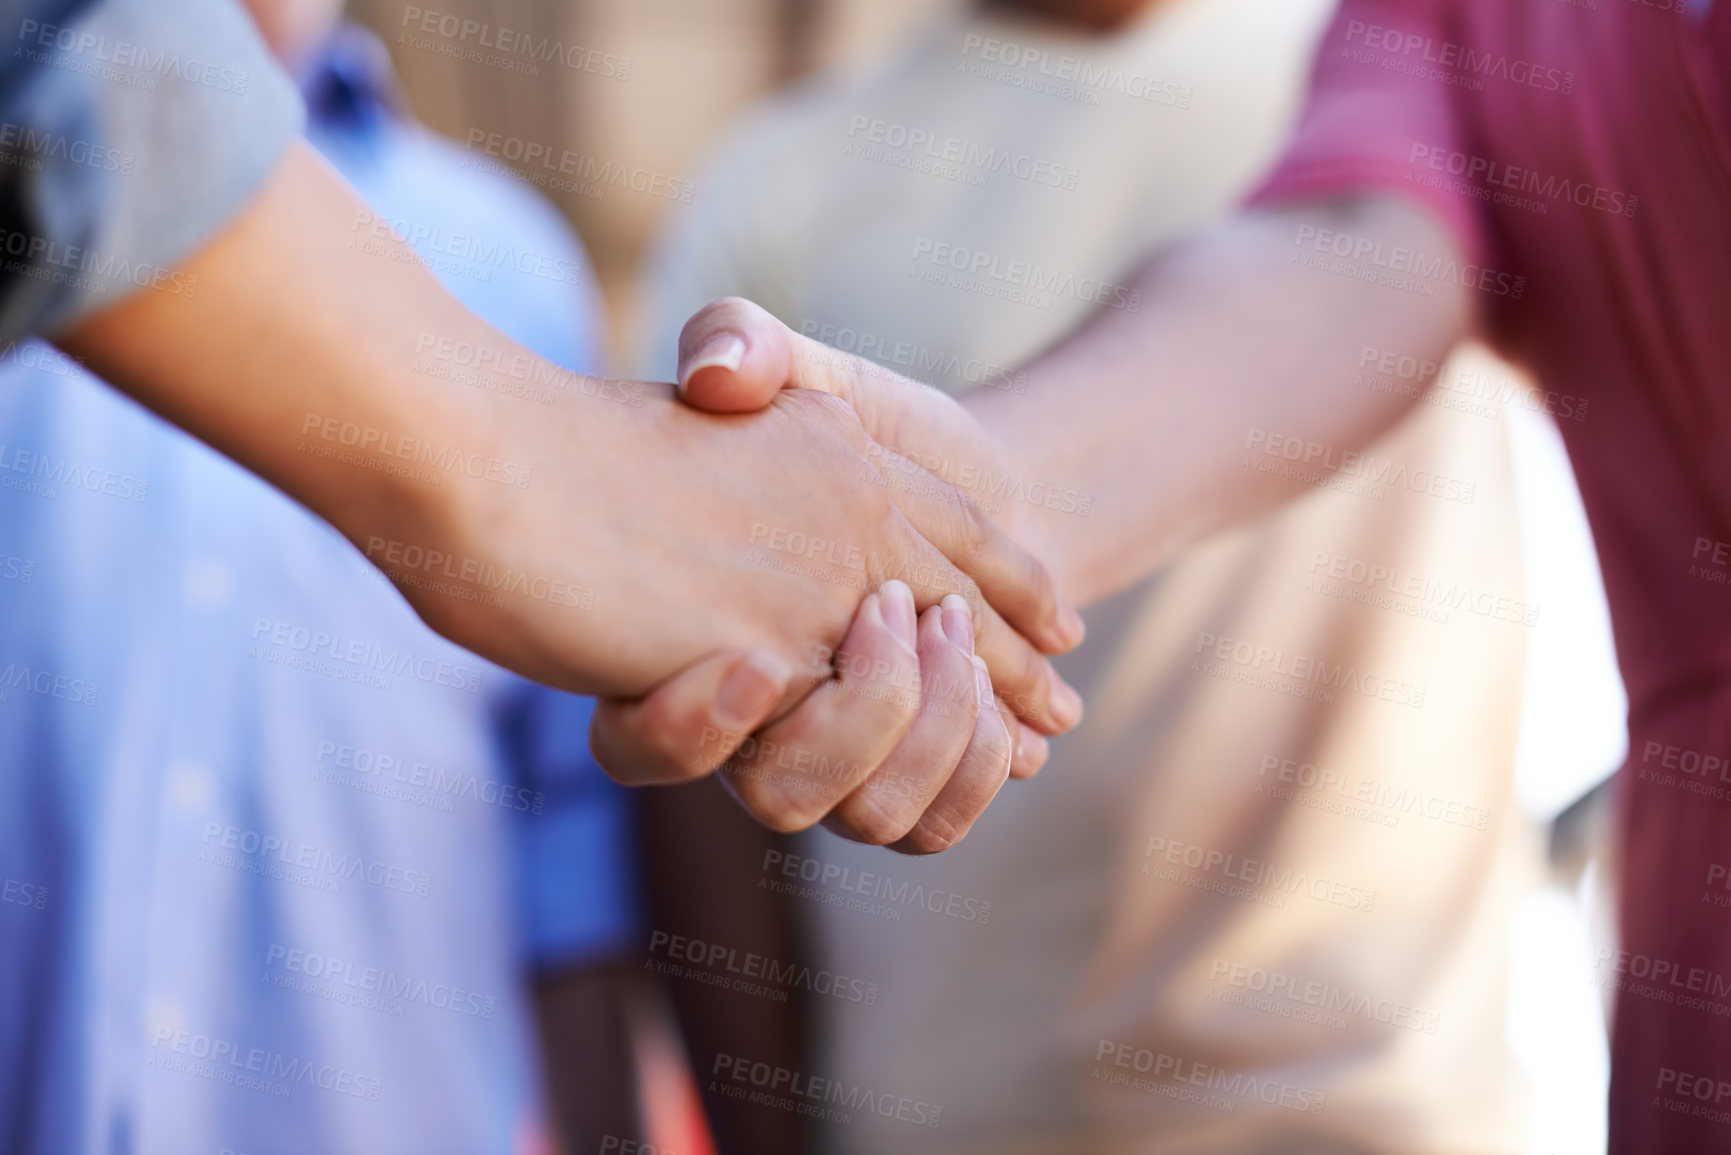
<box><xmin>0</xmin><ymin>0</ymin><xmax>304</xmax><ymax>342</ymax></box>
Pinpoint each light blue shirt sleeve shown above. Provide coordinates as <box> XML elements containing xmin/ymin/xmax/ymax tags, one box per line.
<box><xmin>1</xmin><ymin>0</ymin><xmax>303</xmax><ymax>340</ymax></box>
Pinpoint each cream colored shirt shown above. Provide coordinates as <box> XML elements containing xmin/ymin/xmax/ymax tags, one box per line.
<box><xmin>639</xmin><ymin>1</ymin><xmax>1542</xmax><ymax>1151</ymax></box>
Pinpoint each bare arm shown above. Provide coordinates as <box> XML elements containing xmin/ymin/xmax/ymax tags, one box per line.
<box><xmin>969</xmin><ymin>197</ymin><xmax>1473</xmax><ymax>605</ymax></box>
<box><xmin>56</xmin><ymin>141</ymin><xmax>1080</xmax><ymax>717</ymax></box>
<box><xmin>676</xmin><ymin>196</ymin><xmax>1473</xmax><ymax>609</ymax></box>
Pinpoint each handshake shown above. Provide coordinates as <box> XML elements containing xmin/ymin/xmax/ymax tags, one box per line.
<box><xmin>62</xmin><ymin>149</ymin><xmax>1090</xmax><ymax>856</ymax></box>
<box><xmin>404</xmin><ymin>297</ymin><xmax>1086</xmax><ymax>855</ymax></box>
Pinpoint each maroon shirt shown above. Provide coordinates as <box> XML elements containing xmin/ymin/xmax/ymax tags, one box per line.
<box><xmin>1252</xmin><ymin>0</ymin><xmax>1731</xmax><ymax>1149</ymax></box>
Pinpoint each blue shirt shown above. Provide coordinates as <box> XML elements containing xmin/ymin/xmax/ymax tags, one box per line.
<box><xmin>0</xmin><ymin>25</ymin><xmax>636</xmax><ymax>1155</ymax></box>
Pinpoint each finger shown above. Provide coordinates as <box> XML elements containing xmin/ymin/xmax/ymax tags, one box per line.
<box><xmin>872</xmin><ymin>443</ymin><xmax>1082</xmax><ymax>662</ymax></box>
<box><xmin>879</xmin><ymin>512</ymin><xmax>1081</xmax><ymax>737</ymax></box>
<box><xmin>891</xmin><ymin>656</ymin><xmax>1013</xmax><ymax>856</ymax></box>
<box><xmin>1010</xmin><ymin>722</ymin><xmax>1051</xmax><ymax>780</ymax></box>
<box><xmin>821</xmin><ymin>598</ymin><xmax>981</xmax><ymax>846</ymax></box>
<box><xmin>589</xmin><ymin>649</ymin><xmax>798</xmax><ymax>786</ymax></box>
<box><xmin>679</xmin><ymin>297</ymin><xmax>1084</xmax><ymax>656</ymax></box>
<box><xmin>676</xmin><ymin>296</ymin><xmax>793</xmax><ymax>412</ymax></box>
<box><xmin>720</xmin><ymin>582</ymin><xmax>923</xmax><ymax>833</ymax></box>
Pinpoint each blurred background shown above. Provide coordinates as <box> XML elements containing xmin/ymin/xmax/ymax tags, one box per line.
<box><xmin>349</xmin><ymin>0</ymin><xmax>961</xmax><ymax>359</ymax></box>
<box><xmin>341</xmin><ymin>5</ymin><xmax>1628</xmax><ymax>1152</ymax></box>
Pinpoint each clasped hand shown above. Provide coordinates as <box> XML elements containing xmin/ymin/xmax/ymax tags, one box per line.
<box><xmin>582</xmin><ymin>300</ymin><xmax>1083</xmax><ymax>854</ymax></box>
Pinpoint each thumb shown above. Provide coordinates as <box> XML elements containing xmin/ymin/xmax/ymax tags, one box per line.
<box><xmin>676</xmin><ymin>296</ymin><xmax>795</xmax><ymax>412</ymax></box>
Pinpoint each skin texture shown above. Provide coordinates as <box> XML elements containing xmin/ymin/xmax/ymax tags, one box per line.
<box><xmin>55</xmin><ymin>141</ymin><xmax>1079</xmax><ymax>837</ymax></box>
<box><xmin>611</xmin><ymin>198</ymin><xmax>1469</xmax><ymax>821</ymax></box>
<box><xmin>672</xmin><ymin>198</ymin><xmax>1472</xmax><ymax>612</ymax></box>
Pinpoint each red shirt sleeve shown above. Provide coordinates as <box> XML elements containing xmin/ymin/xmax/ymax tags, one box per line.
<box><xmin>1248</xmin><ymin>0</ymin><xmax>1490</xmax><ymax>266</ymax></box>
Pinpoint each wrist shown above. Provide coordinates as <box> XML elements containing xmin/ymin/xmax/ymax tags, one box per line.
<box><xmin>963</xmin><ymin>391</ymin><xmax>1096</xmax><ymax>607</ymax></box>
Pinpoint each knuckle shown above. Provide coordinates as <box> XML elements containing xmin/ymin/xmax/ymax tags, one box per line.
<box><xmin>1008</xmin><ymin>645</ymin><xmax>1051</xmax><ymax>708</ymax></box>
<box><xmin>836</xmin><ymin>790</ymin><xmax>919</xmax><ymax>846</ymax></box>
<box><xmin>746</xmin><ymin>787</ymin><xmax>821</xmax><ymax>834</ymax></box>
<box><xmin>978</xmin><ymin>720</ymin><xmax>1014</xmax><ymax>773</ymax></box>
<box><xmin>902</xmin><ymin>809</ymin><xmax>966</xmax><ymax>855</ymax></box>
<box><xmin>1023</xmin><ymin>547</ymin><xmax>1059</xmax><ymax>624</ymax></box>
<box><xmin>950</xmin><ymin>491</ymin><xmax>992</xmax><ymax>565</ymax></box>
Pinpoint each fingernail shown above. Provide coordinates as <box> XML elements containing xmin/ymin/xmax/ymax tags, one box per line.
<box><xmin>1048</xmin><ymin>673</ymin><xmax>1084</xmax><ymax>729</ymax></box>
<box><xmin>715</xmin><ymin>651</ymin><xmax>789</xmax><ymax>727</ymax></box>
<box><xmin>972</xmin><ymin>654</ymin><xmax>994</xmax><ymax>706</ymax></box>
<box><xmin>1017</xmin><ymin>726</ymin><xmax>1050</xmax><ymax>773</ymax></box>
<box><xmin>680</xmin><ymin>333</ymin><xmax>745</xmax><ymax>388</ymax></box>
<box><xmin>1059</xmin><ymin>602</ymin><xmax>1086</xmax><ymax>646</ymax></box>
<box><xmin>940</xmin><ymin>593</ymin><xmax>973</xmax><ymax>652</ymax></box>
<box><xmin>881</xmin><ymin>580</ymin><xmax>917</xmax><ymax>648</ymax></box>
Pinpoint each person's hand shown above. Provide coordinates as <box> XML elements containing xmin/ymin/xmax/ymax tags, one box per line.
<box><xmin>673</xmin><ymin>298</ymin><xmax>1061</xmax><ymax>571</ymax></box>
<box><xmin>650</xmin><ymin>297</ymin><xmax>1077</xmax><ymax>784</ymax></box>
<box><xmin>592</xmin><ymin>580</ymin><xmax>1028</xmax><ymax>853</ymax></box>
<box><xmin>416</xmin><ymin>374</ymin><xmax>1082</xmax><ymax>728</ymax></box>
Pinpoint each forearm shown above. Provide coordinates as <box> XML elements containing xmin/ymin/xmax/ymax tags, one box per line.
<box><xmin>53</xmin><ymin>141</ymin><xmax>1082</xmax><ymax>724</ymax></box>
<box><xmin>967</xmin><ymin>197</ymin><xmax>1473</xmax><ymax>607</ymax></box>
<box><xmin>58</xmin><ymin>140</ymin><xmax>490</xmax><ymax>566</ymax></box>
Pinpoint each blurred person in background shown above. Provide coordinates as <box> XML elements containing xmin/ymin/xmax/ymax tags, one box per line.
<box><xmin>0</xmin><ymin>0</ymin><xmax>651</xmax><ymax>1150</ymax></box>
<box><xmin>660</xmin><ymin>0</ymin><xmax>1731</xmax><ymax>1148</ymax></box>
<box><xmin>640</xmin><ymin>0</ymin><xmax>1557</xmax><ymax>1150</ymax></box>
